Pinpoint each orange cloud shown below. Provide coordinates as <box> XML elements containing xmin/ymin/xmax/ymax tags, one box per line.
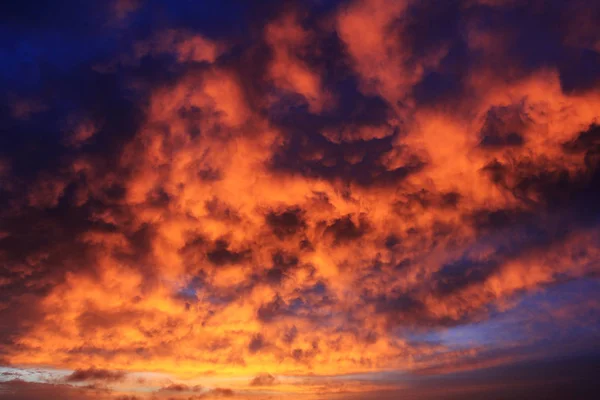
<box><xmin>2</xmin><ymin>0</ymin><xmax>600</xmax><ymax>398</ymax></box>
<box><xmin>265</xmin><ymin>12</ymin><xmax>332</xmax><ymax>113</ymax></box>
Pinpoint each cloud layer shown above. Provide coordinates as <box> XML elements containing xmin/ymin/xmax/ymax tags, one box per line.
<box><xmin>1</xmin><ymin>0</ymin><xmax>600</xmax><ymax>398</ymax></box>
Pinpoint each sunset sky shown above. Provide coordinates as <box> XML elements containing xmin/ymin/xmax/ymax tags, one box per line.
<box><xmin>1</xmin><ymin>0</ymin><xmax>600</xmax><ymax>399</ymax></box>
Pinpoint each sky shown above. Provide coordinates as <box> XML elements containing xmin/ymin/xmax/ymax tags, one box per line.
<box><xmin>1</xmin><ymin>0</ymin><xmax>600</xmax><ymax>399</ymax></box>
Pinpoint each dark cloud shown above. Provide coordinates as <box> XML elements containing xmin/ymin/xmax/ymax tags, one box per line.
<box><xmin>248</xmin><ymin>333</ymin><xmax>267</xmax><ymax>353</ymax></box>
<box><xmin>0</xmin><ymin>379</ymin><xmax>108</xmax><ymax>400</ymax></box>
<box><xmin>265</xmin><ymin>207</ymin><xmax>306</xmax><ymax>239</ymax></box>
<box><xmin>257</xmin><ymin>295</ymin><xmax>287</xmax><ymax>323</ymax></box>
<box><xmin>469</xmin><ymin>207</ymin><xmax>534</xmax><ymax>232</ymax></box>
<box><xmin>212</xmin><ymin>387</ymin><xmax>235</xmax><ymax>397</ymax></box>
<box><xmin>249</xmin><ymin>372</ymin><xmax>278</xmax><ymax>386</ymax></box>
<box><xmin>270</xmin><ymin>130</ymin><xmax>422</xmax><ymax>187</ymax></box>
<box><xmin>433</xmin><ymin>258</ymin><xmax>500</xmax><ymax>296</ymax></box>
<box><xmin>265</xmin><ymin>251</ymin><xmax>300</xmax><ymax>285</ymax></box>
<box><xmin>65</xmin><ymin>367</ymin><xmax>127</xmax><ymax>383</ymax></box>
<box><xmin>478</xmin><ymin>104</ymin><xmax>527</xmax><ymax>148</ymax></box>
<box><xmin>158</xmin><ymin>383</ymin><xmax>202</xmax><ymax>393</ymax></box>
<box><xmin>563</xmin><ymin>124</ymin><xmax>600</xmax><ymax>153</ymax></box>
<box><xmin>206</xmin><ymin>240</ymin><xmax>250</xmax><ymax>266</ymax></box>
<box><xmin>323</xmin><ymin>215</ymin><xmax>369</xmax><ymax>244</ymax></box>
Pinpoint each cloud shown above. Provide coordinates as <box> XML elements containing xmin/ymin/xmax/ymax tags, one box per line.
<box><xmin>9</xmin><ymin>98</ymin><xmax>47</xmax><ymax>120</ymax></box>
<box><xmin>208</xmin><ymin>387</ymin><xmax>235</xmax><ymax>397</ymax></box>
<box><xmin>65</xmin><ymin>368</ymin><xmax>127</xmax><ymax>383</ymax></box>
<box><xmin>265</xmin><ymin>11</ymin><xmax>332</xmax><ymax>113</ymax></box>
<box><xmin>110</xmin><ymin>0</ymin><xmax>140</xmax><ymax>22</ymax></box>
<box><xmin>0</xmin><ymin>0</ymin><xmax>599</xmax><ymax>398</ymax></box>
<box><xmin>158</xmin><ymin>383</ymin><xmax>202</xmax><ymax>393</ymax></box>
<box><xmin>249</xmin><ymin>373</ymin><xmax>278</xmax><ymax>386</ymax></box>
<box><xmin>0</xmin><ymin>380</ymin><xmax>111</xmax><ymax>400</ymax></box>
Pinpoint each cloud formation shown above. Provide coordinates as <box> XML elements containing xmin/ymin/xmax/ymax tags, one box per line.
<box><xmin>1</xmin><ymin>0</ymin><xmax>599</xmax><ymax>398</ymax></box>
<box><xmin>65</xmin><ymin>368</ymin><xmax>127</xmax><ymax>383</ymax></box>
